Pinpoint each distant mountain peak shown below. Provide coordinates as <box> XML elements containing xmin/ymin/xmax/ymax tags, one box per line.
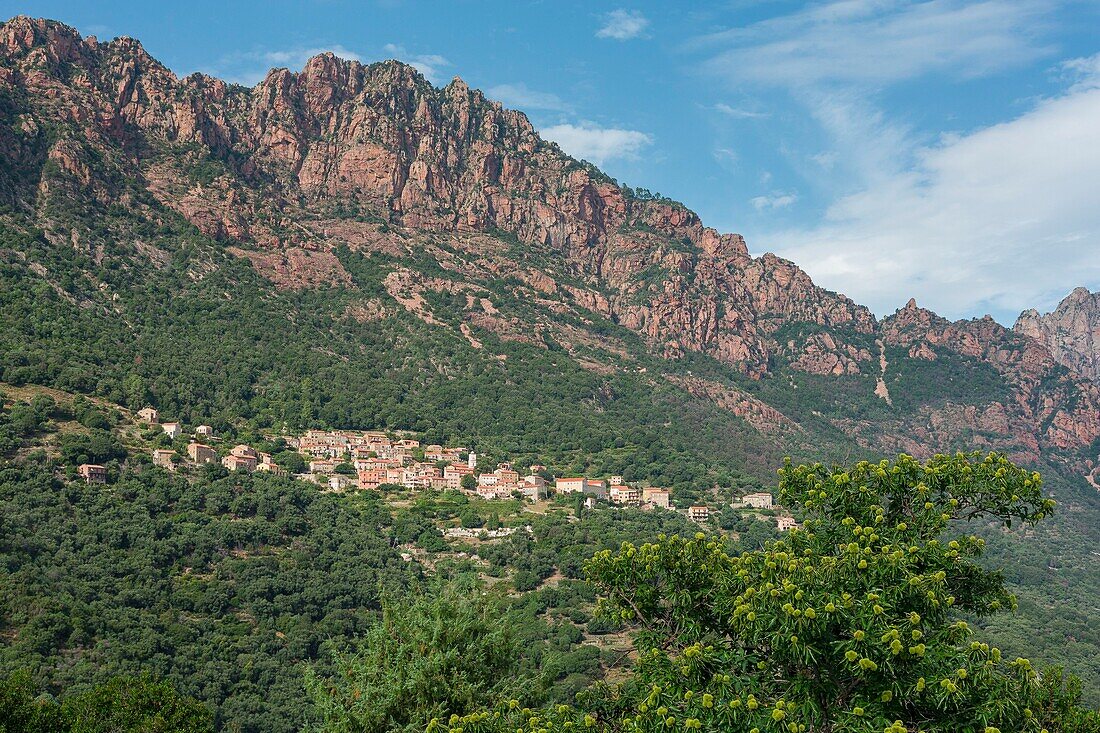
<box><xmin>1015</xmin><ymin>287</ymin><xmax>1100</xmax><ymax>381</ymax></box>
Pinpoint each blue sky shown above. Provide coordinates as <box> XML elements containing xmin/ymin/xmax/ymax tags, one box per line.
<box><xmin>11</xmin><ymin>0</ymin><xmax>1100</xmax><ymax>322</ymax></box>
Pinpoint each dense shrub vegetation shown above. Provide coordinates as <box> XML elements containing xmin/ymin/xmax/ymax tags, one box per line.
<box><xmin>426</xmin><ymin>454</ymin><xmax>1100</xmax><ymax>733</ymax></box>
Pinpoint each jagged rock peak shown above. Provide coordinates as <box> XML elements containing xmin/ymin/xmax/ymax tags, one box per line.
<box><xmin>1014</xmin><ymin>287</ymin><xmax>1100</xmax><ymax>381</ymax></box>
<box><xmin>0</xmin><ymin>15</ymin><xmax>877</xmax><ymax>377</ymax></box>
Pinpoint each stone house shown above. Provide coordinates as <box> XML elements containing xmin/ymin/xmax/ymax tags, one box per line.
<box><xmin>187</xmin><ymin>443</ymin><xmax>217</xmax><ymax>464</ymax></box>
<box><xmin>642</xmin><ymin>488</ymin><xmax>671</xmax><ymax>509</ymax></box>
<box><xmin>77</xmin><ymin>464</ymin><xmax>107</xmax><ymax>484</ymax></box>
<box><xmin>520</xmin><ymin>475</ymin><xmax>547</xmax><ymax>502</ymax></box>
<box><xmin>734</xmin><ymin>492</ymin><xmax>774</xmax><ymax>510</ymax></box>
<box><xmin>555</xmin><ymin>477</ymin><xmax>588</xmax><ymax>494</ymax></box>
<box><xmin>687</xmin><ymin>505</ymin><xmax>710</xmax><ymax>523</ymax></box>
<box><xmin>223</xmin><ymin>454</ymin><xmax>257</xmax><ymax>472</ymax></box>
<box><xmin>152</xmin><ymin>449</ymin><xmax>176</xmax><ymax>469</ymax></box>
<box><xmin>610</xmin><ymin>485</ymin><xmax>641</xmax><ymax>505</ymax></box>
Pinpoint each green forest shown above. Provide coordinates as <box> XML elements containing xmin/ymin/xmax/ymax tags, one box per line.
<box><xmin>3</xmin><ymin>407</ymin><xmax>1099</xmax><ymax>731</ymax></box>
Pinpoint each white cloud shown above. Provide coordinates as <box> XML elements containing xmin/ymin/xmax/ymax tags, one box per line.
<box><xmin>698</xmin><ymin>0</ymin><xmax>1051</xmax><ymax>88</ymax></box>
<box><xmin>541</xmin><ymin>122</ymin><xmax>653</xmax><ymax>166</ymax></box>
<box><xmin>692</xmin><ymin>0</ymin><xmax>1099</xmax><ymax>322</ymax></box>
<box><xmin>712</xmin><ymin>102</ymin><xmax>769</xmax><ymax>119</ymax></box>
<box><xmin>1063</xmin><ymin>52</ymin><xmax>1100</xmax><ymax>92</ymax></box>
<box><xmin>82</xmin><ymin>23</ymin><xmax>114</xmax><ymax>39</ymax></box>
<box><xmin>200</xmin><ymin>42</ymin><xmax>452</xmax><ymax>87</ymax></box>
<box><xmin>751</xmin><ymin>192</ymin><xmax>798</xmax><ymax>211</ymax></box>
<box><xmin>596</xmin><ymin>9</ymin><xmax>650</xmax><ymax>40</ymax></box>
<box><xmin>810</xmin><ymin>151</ymin><xmax>839</xmax><ymax>169</ymax></box>
<box><xmin>263</xmin><ymin>45</ymin><xmax>363</xmax><ymax>66</ymax></box>
<box><xmin>382</xmin><ymin>43</ymin><xmax>450</xmax><ymax>83</ymax></box>
<box><xmin>203</xmin><ymin>45</ymin><xmax>365</xmax><ymax>86</ymax></box>
<box><xmin>761</xmin><ymin>82</ymin><xmax>1100</xmax><ymax>321</ymax></box>
<box><xmin>486</xmin><ymin>83</ymin><xmax>570</xmax><ymax>112</ymax></box>
<box><xmin>713</xmin><ymin>147</ymin><xmax>739</xmax><ymax>165</ymax></box>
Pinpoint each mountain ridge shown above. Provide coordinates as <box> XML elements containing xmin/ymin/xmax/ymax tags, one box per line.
<box><xmin>2</xmin><ymin>14</ymin><xmax>1100</xmax><ymax>475</ymax></box>
<box><xmin>1015</xmin><ymin>287</ymin><xmax>1100</xmax><ymax>382</ymax></box>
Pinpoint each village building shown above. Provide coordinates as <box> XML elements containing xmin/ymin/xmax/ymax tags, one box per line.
<box><xmin>609</xmin><ymin>485</ymin><xmax>641</xmax><ymax>505</ymax></box>
<box><xmin>230</xmin><ymin>444</ymin><xmax>258</xmax><ymax>460</ymax></box>
<box><xmin>152</xmin><ymin>449</ymin><xmax>176</xmax><ymax>469</ymax></box>
<box><xmin>161</xmin><ymin>422</ymin><xmax>182</xmax><ymax>440</ymax></box>
<box><xmin>255</xmin><ymin>454</ymin><xmax>284</xmax><ymax>475</ymax></box>
<box><xmin>410</xmin><ymin>463</ymin><xmax>442</xmax><ymax>489</ymax></box>
<box><xmin>298</xmin><ymin>430</ymin><xmax>351</xmax><ymax>458</ymax></box>
<box><xmin>137</xmin><ymin>407</ymin><xmax>158</xmax><ymax>424</ymax></box>
<box><xmin>195</xmin><ymin>425</ymin><xmax>215</xmax><ymax>438</ymax></box>
<box><xmin>495</xmin><ymin>464</ymin><xmax>519</xmax><ymax>486</ymax></box>
<box><xmin>642</xmin><ymin>487</ymin><xmax>671</xmax><ymax>509</ymax></box>
<box><xmin>329</xmin><ymin>474</ymin><xmax>356</xmax><ymax>491</ymax></box>
<box><xmin>776</xmin><ymin>515</ymin><xmax>798</xmax><ymax>532</ymax></box>
<box><xmin>187</xmin><ymin>442</ymin><xmax>217</xmax><ymax>464</ymax></box>
<box><xmin>477</xmin><ymin>484</ymin><xmax>515</xmax><ymax>500</ymax></box>
<box><xmin>309</xmin><ymin>458</ymin><xmax>341</xmax><ymax>474</ymax></box>
<box><xmin>473</xmin><ymin>464</ymin><xmax>522</xmax><ymax>499</ymax></box>
<box><xmin>555</xmin><ymin>477</ymin><xmax>589</xmax><ymax>494</ymax></box>
<box><xmin>443</xmin><ymin>462</ymin><xmax>473</xmax><ymax>490</ymax></box>
<box><xmin>223</xmin><ymin>454</ymin><xmax>257</xmax><ymax>472</ymax></box>
<box><xmin>380</xmin><ymin>445</ymin><xmax>412</xmax><ymax>462</ymax></box>
<box><xmin>555</xmin><ymin>477</ymin><xmax>607</xmax><ymax>499</ymax></box>
<box><xmin>77</xmin><ymin>464</ymin><xmax>107</xmax><ymax>484</ymax></box>
<box><xmin>519</xmin><ymin>475</ymin><xmax>547</xmax><ymax>502</ymax></box>
<box><xmin>734</xmin><ymin>492</ymin><xmax>774</xmax><ymax>510</ymax></box>
<box><xmin>385</xmin><ymin>467</ymin><xmax>408</xmax><ymax>485</ymax></box>
<box><xmin>687</xmin><ymin>505</ymin><xmax>710</xmax><ymax>523</ymax></box>
<box><xmin>357</xmin><ymin>467</ymin><xmax>386</xmax><ymax>490</ymax></box>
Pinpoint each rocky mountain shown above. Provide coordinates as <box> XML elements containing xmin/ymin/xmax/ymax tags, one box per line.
<box><xmin>1016</xmin><ymin>287</ymin><xmax>1100</xmax><ymax>382</ymax></box>
<box><xmin>1</xmin><ymin>14</ymin><xmax>1099</xmax><ymax>482</ymax></box>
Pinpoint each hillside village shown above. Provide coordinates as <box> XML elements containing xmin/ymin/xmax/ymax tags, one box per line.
<box><xmin>76</xmin><ymin>406</ymin><xmax>798</xmax><ymax>531</ymax></box>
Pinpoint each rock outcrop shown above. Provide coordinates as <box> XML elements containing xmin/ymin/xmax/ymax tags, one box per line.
<box><xmin>1015</xmin><ymin>287</ymin><xmax>1100</xmax><ymax>382</ymax></box>
<box><xmin>0</xmin><ymin>15</ymin><xmax>872</xmax><ymax>377</ymax></box>
<box><xmin>883</xmin><ymin>299</ymin><xmax>1100</xmax><ymax>456</ymax></box>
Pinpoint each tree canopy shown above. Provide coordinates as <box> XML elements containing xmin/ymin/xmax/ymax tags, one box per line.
<box><xmin>427</xmin><ymin>453</ymin><xmax>1099</xmax><ymax>733</ymax></box>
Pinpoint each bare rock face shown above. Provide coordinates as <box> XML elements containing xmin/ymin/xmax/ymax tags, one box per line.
<box><xmin>1015</xmin><ymin>287</ymin><xmax>1100</xmax><ymax>381</ymax></box>
<box><xmin>882</xmin><ymin>298</ymin><xmax>1100</xmax><ymax>455</ymax></box>
<box><xmin>0</xmin><ymin>16</ymin><xmax>875</xmax><ymax>378</ymax></box>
